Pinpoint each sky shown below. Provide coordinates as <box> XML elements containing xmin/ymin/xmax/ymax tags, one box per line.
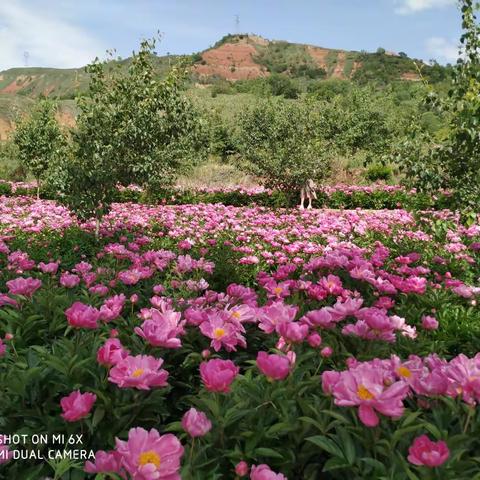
<box><xmin>0</xmin><ymin>0</ymin><xmax>463</xmax><ymax>71</ymax></box>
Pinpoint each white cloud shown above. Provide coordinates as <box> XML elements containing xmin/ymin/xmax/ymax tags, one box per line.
<box><xmin>425</xmin><ymin>36</ymin><xmax>459</xmax><ymax>63</ymax></box>
<box><xmin>0</xmin><ymin>1</ymin><xmax>104</xmax><ymax>71</ymax></box>
<box><xmin>395</xmin><ymin>0</ymin><xmax>456</xmax><ymax>14</ymax></box>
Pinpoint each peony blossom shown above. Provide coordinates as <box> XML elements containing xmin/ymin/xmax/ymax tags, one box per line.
<box><xmin>320</xmin><ymin>346</ymin><xmax>333</xmax><ymax>358</ymax></box>
<box><xmin>256</xmin><ymin>352</ymin><xmax>291</xmax><ymax>381</ymax></box>
<box><xmin>135</xmin><ymin>306</ymin><xmax>184</xmax><ymax>349</ymax></box>
<box><xmin>84</xmin><ymin>450</ymin><xmax>124</xmax><ymax>477</ymax></box>
<box><xmin>250</xmin><ymin>464</ymin><xmax>287</xmax><ymax>479</ymax></box>
<box><xmin>97</xmin><ymin>338</ymin><xmax>129</xmax><ymax>367</ymax></box>
<box><xmin>199</xmin><ymin>312</ymin><xmax>246</xmax><ymax>352</ymax></box>
<box><xmin>65</xmin><ymin>301</ymin><xmax>101</xmax><ymax>329</ymax></box>
<box><xmin>38</xmin><ymin>261</ymin><xmax>59</xmax><ymax>274</ymax></box>
<box><xmin>60</xmin><ymin>272</ymin><xmax>81</xmax><ymax>288</ymax></box>
<box><xmin>421</xmin><ymin>315</ymin><xmax>439</xmax><ymax>331</ymax></box>
<box><xmin>109</xmin><ymin>355</ymin><xmax>169</xmax><ymax>390</ymax></box>
<box><xmin>6</xmin><ymin>277</ymin><xmax>42</xmax><ymax>296</ymax></box>
<box><xmin>235</xmin><ymin>460</ymin><xmax>249</xmax><ymax>476</ymax></box>
<box><xmin>407</xmin><ymin>435</ymin><xmax>449</xmax><ymax>468</ymax></box>
<box><xmin>200</xmin><ymin>359</ymin><xmax>239</xmax><ymax>393</ymax></box>
<box><xmin>257</xmin><ymin>301</ymin><xmax>298</xmax><ymax>334</ymax></box>
<box><xmin>323</xmin><ymin>364</ymin><xmax>409</xmax><ymax>427</ymax></box>
<box><xmin>60</xmin><ymin>390</ymin><xmax>96</xmax><ymax>422</ymax></box>
<box><xmin>115</xmin><ymin>427</ymin><xmax>184</xmax><ymax>480</ymax></box>
<box><xmin>181</xmin><ymin>408</ymin><xmax>212</xmax><ymax>437</ymax></box>
<box><xmin>99</xmin><ymin>294</ymin><xmax>126</xmax><ymax>322</ymax></box>
<box><xmin>0</xmin><ymin>434</ymin><xmax>12</xmax><ymax>464</ymax></box>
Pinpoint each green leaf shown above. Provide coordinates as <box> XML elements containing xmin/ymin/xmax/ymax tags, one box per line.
<box><xmin>254</xmin><ymin>447</ymin><xmax>284</xmax><ymax>459</ymax></box>
<box><xmin>306</xmin><ymin>435</ymin><xmax>344</xmax><ymax>458</ymax></box>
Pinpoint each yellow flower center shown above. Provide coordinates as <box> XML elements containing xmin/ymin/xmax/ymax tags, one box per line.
<box><xmin>274</xmin><ymin>287</ymin><xmax>282</xmax><ymax>295</ymax></box>
<box><xmin>213</xmin><ymin>327</ymin><xmax>226</xmax><ymax>339</ymax></box>
<box><xmin>132</xmin><ymin>368</ymin><xmax>145</xmax><ymax>378</ymax></box>
<box><xmin>231</xmin><ymin>311</ymin><xmax>241</xmax><ymax>319</ymax></box>
<box><xmin>397</xmin><ymin>366</ymin><xmax>412</xmax><ymax>378</ymax></box>
<box><xmin>357</xmin><ymin>384</ymin><xmax>375</xmax><ymax>401</ymax></box>
<box><xmin>138</xmin><ymin>450</ymin><xmax>161</xmax><ymax>468</ymax></box>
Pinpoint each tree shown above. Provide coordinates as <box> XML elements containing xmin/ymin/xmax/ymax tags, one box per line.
<box><xmin>63</xmin><ymin>37</ymin><xmax>208</xmax><ymax>223</ymax></box>
<box><xmin>400</xmin><ymin>0</ymin><xmax>480</xmax><ymax>209</ymax></box>
<box><xmin>237</xmin><ymin>98</ymin><xmax>331</xmax><ymax>194</ymax></box>
<box><xmin>266</xmin><ymin>74</ymin><xmax>300</xmax><ymax>99</ymax></box>
<box><xmin>13</xmin><ymin>99</ymin><xmax>66</xmax><ymax>198</ymax></box>
<box><xmin>332</xmin><ymin>88</ymin><xmax>393</xmax><ymax>156</ymax></box>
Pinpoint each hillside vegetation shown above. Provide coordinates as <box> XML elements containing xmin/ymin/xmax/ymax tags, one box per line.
<box><xmin>0</xmin><ymin>33</ymin><xmax>452</xmax><ymax>138</ymax></box>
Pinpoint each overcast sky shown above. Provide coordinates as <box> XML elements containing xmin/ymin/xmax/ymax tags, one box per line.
<box><xmin>0</xmin><ymin>0</ymin><xmax>462</xmax><ymax>71</ymax></box>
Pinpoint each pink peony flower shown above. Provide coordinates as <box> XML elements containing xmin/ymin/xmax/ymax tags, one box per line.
<box><xmin>235</xmin><ymin>460</ymin><xmax>249</xmax><ymax>476</ymax></box>
<box><xmin>199</xmin><ymin>312</ymin><xmax>246</xmax><ymax>352</ymax></box>
<box><xmin>277</xmin><ymin>321</ymin><xmax>308</xmax><ymax>343</ymax></box>
<box><xmin>421</xmin><ymin>315</ymin><xmax>439</xmax><ymax>331</ymax></box>
<box><xmin>38</xmin><ymin>261</ymin><xmax>59</xmax><ymax>274</ymax></box>
<box><xmin>200</xmin><ymin>359</ymin><xmax>239</xmax><ymax>393</ymax></box>
<box><xmin>258</xmin><ymin>301</ymin><xmax>298</xmax><ymax>334</ymax></box>
<box><xmin>256</xmin><ymin>352</ymin><xmax>291</xmax><ymax>381</ymax></box>
<box><xmin>407</xmin><ymin>435</ymin><xmax>449</xmax><ymax>467</ymax></box>
<box><xmin>307</xmin><ymin>332</ymin><xmax>322</xmax><ymax>348</ymax></box>
<box><xmin>181</xmin><ymin>408</ymin><xmax>212</xmax><ymax>437</ymax></box>
<box><xmin>99</xmin><ymin>294</ymin><xmax>126</xmax><ymax>322</ymax></box>
<box><xmin>109</xmin><ymin>355</ymin><xmax>169</xmax><ymax>390</ymax></box>
<box><xmin>445</xmin><ymin>353</ymin><xmax>480</xmax><ymax>404</ymax></box>
<box><xmin>118</xmin><ymin>269</ymin><xmax>142</xmax><ymax>286</ymax></box>
<box><xmin>0</xmin><ymin>434</ymin><xmax>12</xmax><ymax>464</ymax></box>
<box><xmin>60</xmin><ymin>272</ymin><xmax>81</xmax><ymax>288</ymax></box>
<box><xmin>84</xmin><ymin>450</ymin><xmax>125</xmax><ymax>477</ymax></box>
<box><xmin>115</xmin><ymin>427</ymin><xmax>184</xmax><ymax>480</ymax></box>
<box><xmin>0</xmin><ymin>294</ymin><xmax>18</xmax><ymax>309</ymax></box>
<box><xmin>6</xmin><ymin>277</ymin><xmax>42</xmax><ymax>296</ymax></box>
<box><xmin>135</xmin><ymin>306</ymin><xmax>184</xmax><ymax>349</ymax></box>
<box><xmin>322</xmin><ymin>370</ymin><xmax>341</xmax><ymax>395</ymax></box>
<box><xmin>97</xmin><ymin>338</ymin><xmax>129</xmax><ymax>367</ymax></box>
<box><xmin>324</xmin><ymin>364</ymin><xmax>409</xmax><ymax>427</ymax></box>
<box><xmin>250</xmin><ymin>464</ymin><xmax>287</xmax><ymax>479</ymax></box>
<box><xmin>320</xmin><ymin>346</ymin><xmax>333</xmax><ymax>358</ymax></box>
<box><xmin>60</xmin><ymin>390</ymin><xmax>96</xmax><ymax>422</ymax></box>
<box><xmin>302</xmin><ymin>308</ymin><xmax>335</xmax><ymax>328</ymax></box>
<box><xmin>130</xmin><ymin>294</ymin><xmax>139</xmax><ymax>304</ymax></box>
<box><xmin>89</xmin><ymin>284</ymin><xmax>109</xmax><ymax>296</ymax></box>
<box><xmin>65</xmin><ymin>301</ymin><xmax>101</xmax><ymax>329</ymax></box>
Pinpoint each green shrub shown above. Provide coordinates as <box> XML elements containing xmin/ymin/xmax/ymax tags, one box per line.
<box><xmin>0</xmin><ymin>182</ymin><xmax>12</xmax><ymax>195</ymax></box>
<box><xmin>365</xmin><ymin>164</ymin><xmax>393</xmax><ymax>182</ymax></box>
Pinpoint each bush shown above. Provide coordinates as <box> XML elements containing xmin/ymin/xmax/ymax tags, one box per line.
<box><xmin>63</xmin><ymin>37</ymin><xmax>208</xmax><ymax>222</ymax></box>
<box><xmin>266</xmin><ymin>74</ymin><xmax>300</xmax><ymax>99</ymax></box>
<box><xmin>237</xmin><ymin>98</ymin><xmax>331</xmax><ymax>193</ymax></box>
<box><xmin>0</xmin><ymin>182</ymin><xmax>12</xmax><ymax>195</ymax></box>
<box><xmin>365</xmin><ymin>164</ymin><xmax>393</xmax><ymax>182</ymax></box>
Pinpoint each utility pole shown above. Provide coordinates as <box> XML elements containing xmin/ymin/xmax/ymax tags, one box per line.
<box><xmin>23</xmin><ymin>51</ymin><xmax>29</xmax><ymax>67</ymax></box>
<box><xmin>235</xmin><ymin>14</ymin><xmax>240</xmax><ymax>34</ymax></box>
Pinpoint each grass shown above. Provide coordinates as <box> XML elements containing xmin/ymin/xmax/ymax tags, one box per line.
<box><xmin>176</xmin><ymin>158</ymin><xmax>258</xmax><ymax>189</ymax></box>
<box><xmin>188</xmin><ymin>89</ymin><xmax>257</xmax><ymax>122</ymax></box>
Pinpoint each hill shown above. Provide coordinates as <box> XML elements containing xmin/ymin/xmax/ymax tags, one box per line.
<box><xmin>0</xmin><ymin>33</ymin><xmax>448</xmax><ymax>139</ymax></box>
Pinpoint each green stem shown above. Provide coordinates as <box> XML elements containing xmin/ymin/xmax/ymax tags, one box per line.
<box><xmin>463</xmin><ymin>405</ymin><xmax>474</xmax><ymax>433</ymax></box>
<box><xmin>189</xmin><ymin>437</ymin><xmax>196</xmax><ymax>473</ymax></box>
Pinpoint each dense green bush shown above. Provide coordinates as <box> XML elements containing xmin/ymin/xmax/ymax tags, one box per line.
<box><xmin>62</xmin><ymin>38</ymin><xmax>209</xmax><ymax>222</ymax></box>
<box><xmin>365</xmin><ymin>164</ymin><xmax>393</xmax><ymax>182</ymax></box>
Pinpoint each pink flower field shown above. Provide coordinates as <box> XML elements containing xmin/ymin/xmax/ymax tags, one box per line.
<box><xmin>0</xmin><ymin>195</ymin><xmax>479</xmax><ymax>479</ymax></box>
